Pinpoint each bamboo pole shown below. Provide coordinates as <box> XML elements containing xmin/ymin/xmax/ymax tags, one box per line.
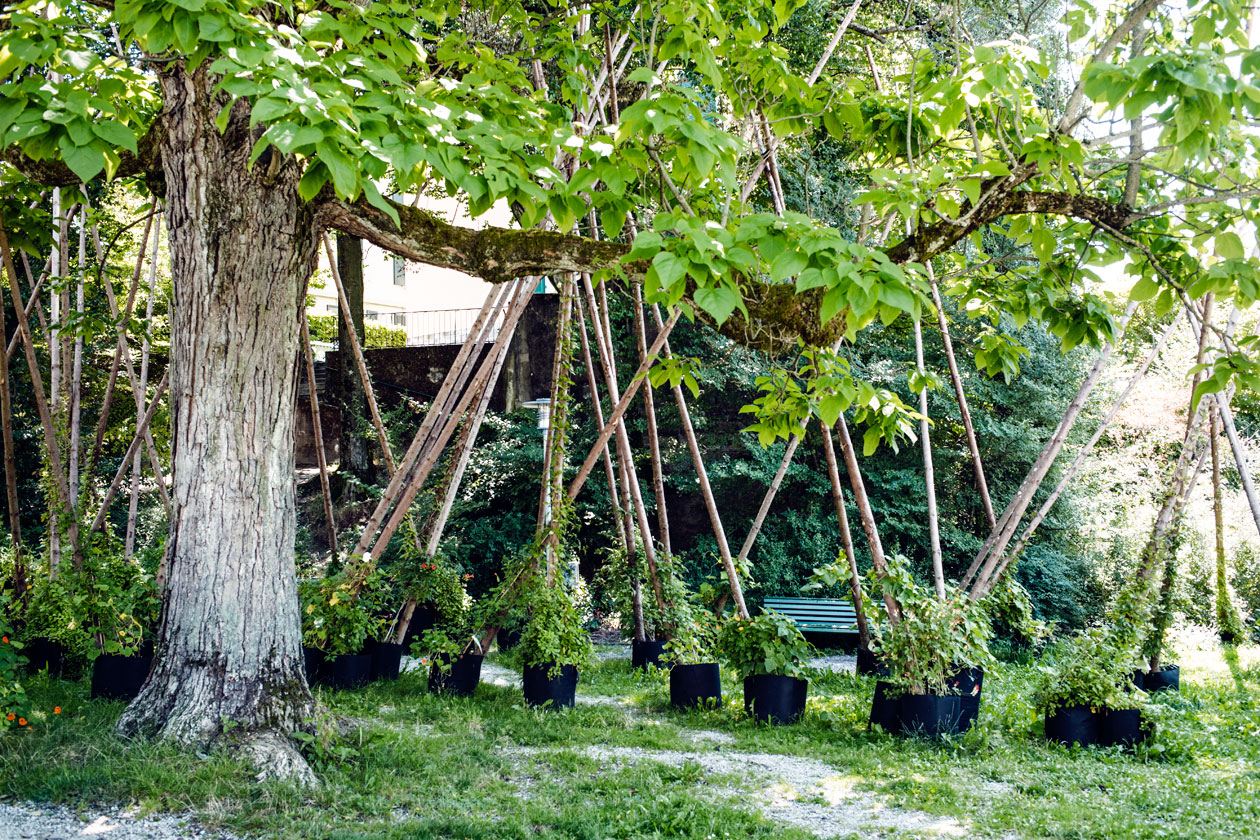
<box><xmin>967</xmin><ymin>300</ymin><xmax>1140</xmax><ymax>598</ymax></box>
<box><xmin>821</xmin><ymin>422</ymin><xmax>869</xmax><ymax>645</ymax></box>
<box><xmin>631</xmin><ymin>281</ymin><xmax>672</xmax><ymax>556</ymax></box>
<box><xmin>350</xmin><ymin>281</ymin><xmax>511</xmax><ymax>559</ymax></box>
<box><xmin>87</xmin><ymin>208</ymin><xmax>154</xmax><ymax>473</ymax></box>
<box><xmin>89</xmin><ymin>212</ymin><xmax>172</xmax><ymax>517</ymax></box>
<box><xmin>647</xmin><ymin>306</ymin><xmax>749</xmax><ymax>619</ymax></box>
<box><xmin>735</xmin><ymin>432</ymin><xmax>803</xmax><ymax>569</ymax></box>
<box><xmin>321</xmin><ymin>232</ymin><xmax>397</xmax><ymax>473</ymax></box>
<box><xmin>929</xmin><ymin>280</ymin><xmax>996</xmax><ymax>530</ymax></box>
<box><xmin>833</xmin><ymin>414</ymin><xmax>901</xmax><ymax>622</ymax></box>
<box><xmin>566</xmin><ymin>307</ymin><xmax>680</xmax><ymax>502</ymax></box>
<box><xmin>391</xmin><ymin>284</ymin><xmax>526</xmax><ymax>645</ymax></box>
<box><xmin>69</xmin><ymin>205</ymin><xmax>85</xmax><ymax>509</ymax></box>
<box><xmin>0</xmin><ymin>250</ymin><xmax>22</xmax><ymax>584</ymax></box>
<box><xmin>913</xmin><ymin>316</ymin><xmax>945</xmax><ymax>599</ymax></box>
<box><xmin>1211</xmin><ymin>401</ymin><xmax>1228</xmax><ymax>635</ymax></box>
<box><xmin>0</xmin><ymin>221</ymin><xmax>73</xmax><ymax>529</ymax></box>
<box><xmin>90</xmin><ymin>372</ymin><xmax>169</xmax><ymax>534</ymax></box>
<box><xmin>5</xmin><ymin>273</ymin><xmax>45</xmax><ymax>364</ymax></box>
<box><xmin>1003</xmin><ymin>312</ymin><xmax>1179</xmax><ymax>566</ymax></box>
<box><xmin>301</xmin><ymin>312</ymin><xmax>340</xmax><ymax>557</ymax></box>
<box><xmin>368</xmin><ymin>281</ymin><xmax>535</xmax><ymax>561</ymax></box>
<box><xmin>581</xmin><ymin>276</ymin><xmax>665</xmax><ymax>619</ymax></box>
<box><xmin>124</xmin><ymin>237</ymin><xmax>159</xmax><ymax>558</ymax></box>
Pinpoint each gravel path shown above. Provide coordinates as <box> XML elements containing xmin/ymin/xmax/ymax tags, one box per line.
<box><xmin>0</xmin><ymin>803</ymin><xmax>239</xmax><ymax>840</ymax></box>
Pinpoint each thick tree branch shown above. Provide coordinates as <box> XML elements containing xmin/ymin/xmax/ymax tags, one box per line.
<box><xmin>320</xmin><ymin>194</ymin><xmax>844</xmax><ymax>350</ymax></box>
<box><xmin>2</xmin><ymin>121</ymin><xmax>165</xmax><ymax>188</ymax></box>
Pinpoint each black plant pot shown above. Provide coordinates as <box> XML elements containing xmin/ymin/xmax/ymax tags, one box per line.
<box><xmin>1145</xmin><ymin>665</ymin><xmax>1180</xmax><ymax>692</ymax></box>
<box><xmin>522</xmin><ymin>663</ymin><xmax>578</xmax><ymax>709</ymax></box>
<box><xmin>90</xmin><ymin>652</ymin><xmax>153</xmax><ymax>701</ymax></box>
<box><xmin>428</xmin><ymin>653</ymin><xmax>484</xmax><ymax>696</ymax></box>
<box><xmin>1098</xmin><ymin>707</ymin><xmax>1149</xmax><ymax>748</ymax></box>
<box><xmin>368</xmin><ymin>641</ymin><xmax>403</xmax><ymax>682</ymax></box>
<box><xmin>899</xmin><ymin>693</ymin><xmax>964</xmax><ymax>738</ymax></box>
<box><xmin>1130</xmin><ymin>670</ymin><xmax>1146</xmax><ymax>690</ymax></box>
<box><xmin>402</xmin><ymin>603</ymin><xmax>438</xmax><ymax>650</ymax></box>
<box><xmin>24</xmin><ymin>637</ymin><xmax>67</xmax><ymax>677</ymax></box>
<box><xmin>669</xmin><ymin>663</ymin><xmax>722</xmax><ymax>710</ymax></box>
<box><xmin>632</xmin><ymin>639</ymin><xmax>670</xmax><ymax>671</ymax></box>
<box><xmin>856</xmin><ymin>647</ymin><xmax>886</xmax><ymax>677</ymax></box>
<box><xmin>325</xmin><ymin>653</ymin><xmax>372</xmax><ymax>690</ymax></box>
<box><xmin>303</xmin><ymin>646</ymin><xmax>325</xmax><ymax>684</ymax></box>
<box><xmin>1045</xmin><ymin>704</ymin><xmax>1099</xmax><ymax>747</ymax></box>
<box><xmin>1220</xmin><ymin>630</ymin><xmax>1238</xmax><ymax>645</ymax></box>
<box><xmin>743</xmin><ymin>674</ymin><xmax>808</xmax><ymax>725</ymax></box>
<box><xmin>949</xmin><ymin>667</ymin><xmax>984</xmax><ymax>732</ymax></box>
<box><xmin>869</xmin><ymin>680</ymin><xmax>902</xmax><ymax>732</ymax></box>
<box><xmin>496</xmin><ymin>626</ymin><xmax>524</xmax><ymax>652</ymax></box>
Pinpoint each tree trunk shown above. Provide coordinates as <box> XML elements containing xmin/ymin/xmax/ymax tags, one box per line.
<box><xmin>334</xmin><ymin>234</ymin><xmax>373</xmax><ymax>488</ymax></box>
<box><xmin>118</xmin><ymin>67</ymin><xmax>318</xmax><ymax>751</ymax></box>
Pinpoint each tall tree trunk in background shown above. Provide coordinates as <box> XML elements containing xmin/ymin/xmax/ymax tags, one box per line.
<box><xmin>334</xmin><ymin>234</ymin><xmax>372</xmax><ymax>492</ymax></box>
<box><xmin>117</xmin><ymin>67</ymin><xmax>318</xmax><ymax>759</ymax></box>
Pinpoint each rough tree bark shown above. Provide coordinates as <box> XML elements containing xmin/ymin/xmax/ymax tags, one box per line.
<box><xmin>116</xmin><ymin>66</ymin><xmax>318</xmax><ymax>772</ymax></box>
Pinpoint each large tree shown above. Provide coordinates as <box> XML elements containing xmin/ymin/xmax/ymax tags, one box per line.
<box><xmin>3</xmin><ymin>0</ymin><xmax>1258</xmax><ymax>773</ymax></box>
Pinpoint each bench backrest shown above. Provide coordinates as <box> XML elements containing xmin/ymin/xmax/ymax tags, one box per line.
<box><xmin>762</xmin><ymin>596</ymin><xmax>857</xmax><ymax>630</ymax></box>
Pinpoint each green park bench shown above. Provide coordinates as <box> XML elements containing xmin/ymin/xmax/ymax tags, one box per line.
<box><xmin>762</xmin><ymin>596</ymin><xmax>859</xmax><ymax>636</ymax></box>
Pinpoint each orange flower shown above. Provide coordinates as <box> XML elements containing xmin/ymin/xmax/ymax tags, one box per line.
<box><xmin>54</xmin><ymin>706</ymin><xmax>62</xmax><ymax>715</ymax></box>
<box><xmin>5</xmin><ymin>712</ymin><xmax>13</xmax><ymax>721</ymax></box>
<box><xmin>1</xmin><ymin>635</ymin><xmax>7</xmax><ymax>643</ymax></box>
<box><xmin>17</xmin><ymin>718</ymin><xmax>26</xmax><ymax>726</ymax></box>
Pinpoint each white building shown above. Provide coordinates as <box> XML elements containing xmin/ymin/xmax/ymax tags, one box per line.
<box><xmin>308</xmin><ymin>195</ymin><xmax>517</xmax><ymax>347</ymax></box>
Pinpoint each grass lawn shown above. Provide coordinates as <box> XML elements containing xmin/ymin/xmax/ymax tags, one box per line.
<box><xmin>1</xmin><ymin>628</ymin><xmax>1258</xmax><ymax>840</ymax></box>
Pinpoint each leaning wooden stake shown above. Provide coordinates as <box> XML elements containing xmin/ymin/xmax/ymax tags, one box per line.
<box><xmin>368</xmin><ymin>281</ymin><xmax>535</xmax><ymax>561</ymax></box>
<box><xmin>351</xmin><ymin>281</ymin><xmax>512</xmax><ymax>559</ymax></box>
<box><xmin>0</xmin><ymin>220</ymin><xmax>73</xmax><ymax>535</ymax></box>
<box><xmin>647</xmin><ymin>305</ymin><xmax>749</xmax><ymax>620</ymax></box>
<box><xmin>821</xmin><ymin>423</ymin><xmax>869</xmax><ymax>645</ymax></box>
<box><xmin>967</xmin><ymin>300</ymin><xmax>1140</xmax><ymax>599</ymax></box>
<box><xmin>301</xmin><ymin>312</ymin><xmax>340</xmax><ymax>557</ymax></box>
<box><xmin>1003</xmin><ymin>311</ymin><xmax>1180</xmax><ymax>567</ymax></box>
<box><xmin>833</xmin><ymin>415</ymin><xmax>901</xmax><ymax>623</ymax></box>
<box><xmin>631</xmin><ymin>281</ymin><xmax>672</xmax><ymax>556</ymax></box>
<box><xmin>0</xmin><ymin>260</ymin><xmax>22</xmax><ymax>588</ymax></box>
<box><xmin>929</xmin><ymin>280</ymin><xmax>996</xmax><ymax>530</ymax></box>
<box><xmin>90</xmin><ymin>372</ymin><xmax>170</xmax><ymax>534</ymax></box>
<box><xmin>913</xmin><ymin>315</ymin><xmax>945</xmax><ymax>599</ymax></box>
<box><xmin>321</xmin><ymin>233</ymin><xmax>397</xmax><ymax>473</ymax></box>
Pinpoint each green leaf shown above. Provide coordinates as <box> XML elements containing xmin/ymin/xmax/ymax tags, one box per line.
<box><xmin>59</xmin><ymin>137</ymin><xmax>105</xmax><ymax>182</ymax></box>
<box><xmin>1216</xmin><ymin>231</ymin><xmax>1245</xmax><ymax>260</ymax></box>
<box><xmin>316</xmin><ymin>141</ymin><xmax>359</xmax><ymax>198</ymax></box>
<box><xmin>694</xmin><ymin>285</ymin><xmax>741</xmax><ymax>325</ymax></box>
<box><xmin>1129</xmin><ymin>275</ymin><xmax>1159</xmax><ymax>302</ymax></box>
<box><xmin>769</xmin><ymin>249</ymin><xmax>808</xmax><ymax>281</ymax></box>
<box><xmin>651</xmin><ymin>251</ymin><xmax>688</xmax><ymax>290</ymax></box>
<box><xmin>93</xmin><ymin>120</ymin><xmax>137</xmax><ymax>154</ymax></box>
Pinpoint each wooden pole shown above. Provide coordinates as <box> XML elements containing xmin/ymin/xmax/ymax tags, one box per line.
<box><xmin>647</xmin><ymin>305</ymin><xmax>749</xmax><ymax>619</ymax></box>
<box><xmin>566</xmin><ymin>307</ymin><xmax>679</xmax><ymax>502</ymax></box>
<box><xmin>929</xmin><ymin>280</ymin><xmax>996</xmax><ymax>530</ymax></box>
<box><xmin>833</xmin><ymin>414</ymin><xmax>901</xmax><ymax>623</ymax></box>
<box><xmin>90</xmin><ymin>372</ymin><xmax>169</xmax><ymax>534</ymax></box>
<box><xmin>350</xmin><ymin>281</ymin><xmax>512</xmax><ymax>558</ymax></box>
<box><xmin>301</xmin><ymin>313</ymin><xmax>340</xmax><ymax>557</ymax></box>
<box><xmin>913</xmin><ymin>316</ymin><xmax>945</xmax><ymax>598</ymax></box>
<box><xmin>321</xmin><ymin>233</ymin><xmax>397</xmax><ymax>473</ymax></box>
<box><xmin>368</xmin><ymin>281</ymin><xmax>535</xmax><ymax>561</ymax></box>
<box><xmin>0</xmin><ymin>247</ymin><xmax>22</xmax><ymax>587</ymax></box>
<box><xmin>124</xmin><ymin>236</ymin><xmax>159</xmax><ymax>558</ymax></box>
<box><xmin>631</xmin><ymin>281</ymin><xmax>672</xmax><ymax>555</ymax></box>
<box><xmin>1003</xmin><ymin>312</ymin><xmax>1179</xmax><ymax>565</ymax></box>
<box><xmin>820</xmin><ymin>423</ymin><xmax>869</xmax><ymax>644</ymax></box>
<box><xmin>87</xmin><ymin>208</ymin><xmax>154</xmax><ymax>474</ymax></box>
<box><xmin>967</xmin><ymin>300</ymin><xmax>1140</xmax><ymax>598</ymax></box>
<box><xmin>0</xmin><ymin>221</ymin><xmax>73</xmax><ymax>529</ymax></box>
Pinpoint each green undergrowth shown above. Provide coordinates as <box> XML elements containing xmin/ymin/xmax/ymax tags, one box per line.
<box><xmin>1</xmin><ymin>638</ymin><xmax>1258</xmax><ymax>839</ymax></box>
